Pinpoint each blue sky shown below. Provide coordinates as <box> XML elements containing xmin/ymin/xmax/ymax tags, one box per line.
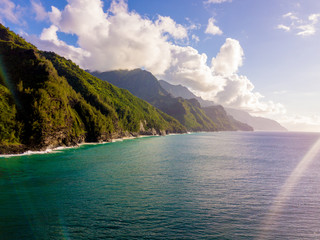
<box><xmin>1</xmin><ymin>0</ymin><xmax>320</xmax><ymax>131</ymax></box>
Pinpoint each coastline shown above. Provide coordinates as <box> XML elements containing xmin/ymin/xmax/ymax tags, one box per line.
<box><xmin>0</xmin><ymin>131</ymin><xmax>220</xmax><ymax>158</ymax></box>
<box><xmin>0</xmin><ymin>131</ymin><xmax>237</xmax><ymax>157</ymax></box>
<box><xmin>0</xmin><ymin>134</ymin><xmax>173</xmax><ymax>158</ymax></box>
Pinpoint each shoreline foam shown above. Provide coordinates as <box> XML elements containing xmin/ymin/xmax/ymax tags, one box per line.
<box><xmin>0</xmin><ymin>134</ymin><xmax>167</xmax><ymax>158</ymax></box>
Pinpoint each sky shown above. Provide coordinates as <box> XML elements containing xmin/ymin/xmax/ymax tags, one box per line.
<box><xmin>0</xmin><ymin>0</ymin><xmax>320</xmax><ymax>132</ymax></box>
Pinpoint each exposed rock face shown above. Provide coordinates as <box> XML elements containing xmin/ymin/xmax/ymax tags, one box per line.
<box><xmin>139</xmin><ymin>121</ymin><xmax>146</xmax><ymax>132</ymax></box>
<box><xmin>159</xmin><ymin>130</ymin><xmax>167</xmax><ymax>136</ymax></box>
<box><xmin>41</xmin><ymin>130</ymin><xmax>86</xmax><ymax>150</ymax></box>
<box><xmin>0</xmin><ymin>144</ymin><xmax>28</xmax><ymax>154</ymax></box>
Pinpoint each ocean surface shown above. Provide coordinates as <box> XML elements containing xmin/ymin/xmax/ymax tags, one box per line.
<box><xmin>1</xmin><ymin>132</ymin><xmax>320</xmax><ymax>239</ymax></box>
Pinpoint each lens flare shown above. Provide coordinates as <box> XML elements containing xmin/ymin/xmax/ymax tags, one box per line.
<box><xmin>258</xmin><ymin>137</ymin><xmax>320</xmax><ymax>239</ymax></box>
<box><xmin>0</xmin><ymin>55</ymin><xmax>21</xmax><ymax>109</ymax></box>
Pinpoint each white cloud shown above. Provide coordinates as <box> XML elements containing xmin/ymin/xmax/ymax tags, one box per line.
<box><xmin>283</xmin><ymin>12</ymin><xmax>298</xmax><ymax>20</ymax></box>
<box><xmin>211</xmin><ymin>38</ymin><xmax>243</xmax><ymax>76</ymax></box>
<box><xmin>29</xmin><ymin>0</ymin><xmax>285</xmax><ymax>116</ymax></box>
<box><xmin>0</xmin><ymin>0</ymin><xmax>22</xmax><ymax>24</ymax></box>
<box><xmin>278</xmin><ymin>12</ymin><xmax>320</xmax><ymax>37</ymax></box>
<box><xmin>205</xmin><ymin>17</ymin><xmax>223</xmax><ymax>35</ymax></box>
<box><xmin>159</xmin><ymin>45</ymin><xmax>225</xmax><ymax>94</ymax></box>
<box><xmin>213</xmin><ymin>74</ymin><xmax>286</xmax><ymax>114</ymax></box>
<box><xmin>40</xmin><ymin>25</ymin><xmax>59</xmax><ymax>43</ymax></box>
<box><xmin>31</xmin><ymin>0</ymin><xmax>47</xmax><ymax>21</ymax></box>
<box><xmin>41</xmin><ymin>0</ymin><xmax>188</xmax><ymax>75</ymax></box>
<box><xmin>297</xmin><ymin>24</ymin><xmax>315</xmax><ymax>36</ymax></box>
<box><xmin>204</xmin><ymin>0</ymin><xmax>232</xmax><ymax>4</ymax></box>
<box><xmin>48</xmin><ymin>6</ymin><xmax>62</xmax><ymax>25</ymax></box>
<box><xmin>26</xmin><ymin>25</ymin><xmax>90</xmax><ymax>64</ymax></box>
<box><xmin>155</xmin><ymin>16</ymin><xmax>188</xmax><ymax>40</ymax></box>
<box><xmin>277</xmin><ymin>24</ymin><xmax>290</xmax><ymax>32</ymax></box>
<box><xmin>308</xmin><ymin>13</ymin><xmax>320</xmax><ymax>24</ymax></box>
<box><xmin>185</xmin><ymin>17</ymin><xmax>201</xmax><ymax>31</ymax></box>
<box><xmin>192</xmin><ymin>34</ymin><xmax>200</xmax><ymax>42</ymax></box>
<box><xmin>279</xmin><ymin>114</ymin><xmax>320</xmax><ymax>132</ymax></box>
<box><xmin>205</xmin><ymin>38</ymin><xmax>285</xmax><ymax>114</ymax></box>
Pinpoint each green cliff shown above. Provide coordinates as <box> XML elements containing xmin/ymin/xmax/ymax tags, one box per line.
<box><xmin>0</xmin><ymin>25</ymin><xmax>186</xmax><ymax>154</ymax></box>
<box><xmin>91</xmin><ymin>69</ymin><xmax>219</xmax><ymax>131</ymax></box>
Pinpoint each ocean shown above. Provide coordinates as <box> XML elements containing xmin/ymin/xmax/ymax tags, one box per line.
<box><xmin>1</xmin><ymin>132</ymin><xmax>320</xmax><ymax>239</ymax></box>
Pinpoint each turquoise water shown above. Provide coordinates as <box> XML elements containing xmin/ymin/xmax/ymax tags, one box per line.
<box><xmin>1</xmin><ymin>132</ymin><xmax>320</xmax><ymax>239</ymax></box>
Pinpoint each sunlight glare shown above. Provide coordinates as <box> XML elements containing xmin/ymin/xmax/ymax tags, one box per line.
<box><xmin>259</xmin><ymin>137</ymin><xmax>320</xmax><ymax>239</ymax></box>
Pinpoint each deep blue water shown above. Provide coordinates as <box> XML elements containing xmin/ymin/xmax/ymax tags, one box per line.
<box><xmin>1</xmin><ymin>132</ymin><xmax>320</xmax><ymax>239</ymax></box>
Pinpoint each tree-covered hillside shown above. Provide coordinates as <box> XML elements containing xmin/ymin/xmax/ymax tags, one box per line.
<box><xmin>91</xmin><ymin>69</ymin><xmax>219</xmax><ymax>131</ymax></box>
<box><xmin>203</xmin><ymin>105</ymin><xmax>253</xmax><ymax>131</ymax></box>
<box><xmin>0</xmin><ymin>24</ymin><xmax>186</xmax><ymax>153</ymax></box>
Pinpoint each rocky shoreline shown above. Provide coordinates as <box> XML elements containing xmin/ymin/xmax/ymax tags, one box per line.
<box><xmin>0</xmin><ymin>128</ymin><xmax>177</xmax><ymax>156</ymax></box>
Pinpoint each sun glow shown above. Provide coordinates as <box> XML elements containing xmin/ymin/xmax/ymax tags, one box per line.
<box><xmin>259</xmin><ymin>137</ymin><xmax>320</xmax><ymax>239</ymax></box>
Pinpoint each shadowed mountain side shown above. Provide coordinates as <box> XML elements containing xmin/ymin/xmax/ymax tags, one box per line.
<box><xmin>225</xmin><ymin>108</ymin><xmax>287</xmax><ymax>132</ymax></box>
<box><xmin>158</xmin><ymin>79</ymin><xmax>286</xmax><ymax>132</ymax></box>
<box><xmin>0</xmin><ymin>24</ymin><xmax>186</xmax><ymax>154</ymax></box>
<box><xmin>203</xmin><ymin>106</ymin><xmax>253</xmax><ymax>131</ymax></box>
<box><xmin>159</xmin><ymin>79</ymin><xmax>215</xmax><ymax>107</ymax></box>
<box><xmin>91</xmin><ymin>69</ymin><xmax>219</xmax><ymax>131</ymax></box>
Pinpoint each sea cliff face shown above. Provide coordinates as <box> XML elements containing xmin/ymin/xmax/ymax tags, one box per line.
<box><xmin>0</xmin><ymin>24</ymin><xmax>186</xmax><ymax>154</ymax></box>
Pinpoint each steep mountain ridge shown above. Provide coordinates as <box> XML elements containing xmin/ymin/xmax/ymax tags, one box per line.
<box><xmin>0</xmin><ymin>24</ymin><xmax>186</xmax><ymax>153</ymax></box>
<box><xmin>225</xmin><ymin>108</ymin><xmax>287</xmax><ymax>132</ymax></box>
<box><xmin>91</xmin><ymin>70</ymin><xmax>253</xmax><ymax>132</ymax></box>
<box><xmin>159</xmin><ymin>79</ymin><xmax>286</xmax><ymax>132</ymax></box>
<box><xmin>159</xmin><ymin>80</ymin><xmax>215</xmax><ymax>107</ymax></box>
<box><xmin>91</xmin><ymin>69</ymin><xmax>219</xmax><ymax>131</ymax></box>
<box><xmin>203</xmin><ymin>106</ymin><xmax>253</xmax><ymax>131</ymax></box>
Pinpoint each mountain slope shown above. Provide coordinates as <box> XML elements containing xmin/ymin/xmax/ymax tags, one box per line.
<box><xmin>225</xmin><ymin>108</ymin><xmax>287</xmax><ymax>131</ymax></box>
<box><xmin>203</xmin><ymin>106</ymin><xmax>253</xmax><ymax>131</ymax></box>
<box><xmin>0</xmin><ymin>24</ymin><xmax>186</xmax><ymax>153</ymax></box>
<box><xmin>159</xmin><ymin>80</ymin><xmax>285</xmax><ymax>132</ymax></box>
<box><xmin>159</xmin><ymin>80</ymin><xmax>215</xmax><ymax>107</ymax></box>
<box><xmin>91</xmin><ymin>69</ymin><xmax>219</xmax><ymax>131</ymax></box>
<box><xmin>159</xmin><ymin>80</ymin><xmax>253</xmax><ymax>131</ymax></box>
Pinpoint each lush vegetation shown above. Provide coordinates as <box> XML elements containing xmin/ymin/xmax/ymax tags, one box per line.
<box><xmin>203</xmin><ymin>105</ymin><xmax>253</xmax><ymax>131</ymax></box>
<box><xmin>0</xmin><ymin>24</ymin><xmax>186</xmax><ymax>153</ymax></box>
<box><xmin>91</xmin><ymin>69</ymin><xmax>219</xmax><ymax>131</ymax></box>
<box><xmin>159</xmin><ymin>79</ymin><xmax>254</xmax><ymax>131</ymax></box>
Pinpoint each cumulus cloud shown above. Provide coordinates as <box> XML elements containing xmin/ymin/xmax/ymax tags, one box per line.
<box><xmin>29</xmin><ymin>0</ymin><xmax>285</xmax><ymax>115</ymax></box>
<box><xmin>213</xmin><ymin>74</ymin><xmax>286</xmax><ymax>114</ymax></box>
<box><xmin>155</xmin><ymin>16</ymin><xmax>188</xmax><ymax>40</ymax></box>
<box><xmin>0</xmin><ymin>0</ymin><xmax>22</xmax><ymax>24</ymax></box>
<box><xmin>27</xmin><ymin>25</ymin><xmax>90</xmax><ymax>64</ymax></box>
<box><xmin>31</xmin><ymin>0</ymin><xmax>47</xmax><ymax>21</ymax></box>
<box><xmin>42</xmin><ymin>0</ymin><xmax>183</xmax><ymax>75</ymax></box>
<box><xmin>278</xmin><ymin>12</ymin><xmax>320</xmax><ymax>37</ymax></box>
<box><xmin>160</xmin><ymin>45</ymin><xmax>225</xmax><ymax>94</ymax></box>
<box><xmin>205</xmin><ymin>17</ymin><xmax>223</xmax><ymax>35</ymax></box>
<box><xmin>211</xmin><ymin>38</ymin><xmax>243</xmax><ymax>76</ymax></box>
<box><xmin>206</xmin><ymin>39</ymin><xmax>285</xmax><ymax>114</ymax></box>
